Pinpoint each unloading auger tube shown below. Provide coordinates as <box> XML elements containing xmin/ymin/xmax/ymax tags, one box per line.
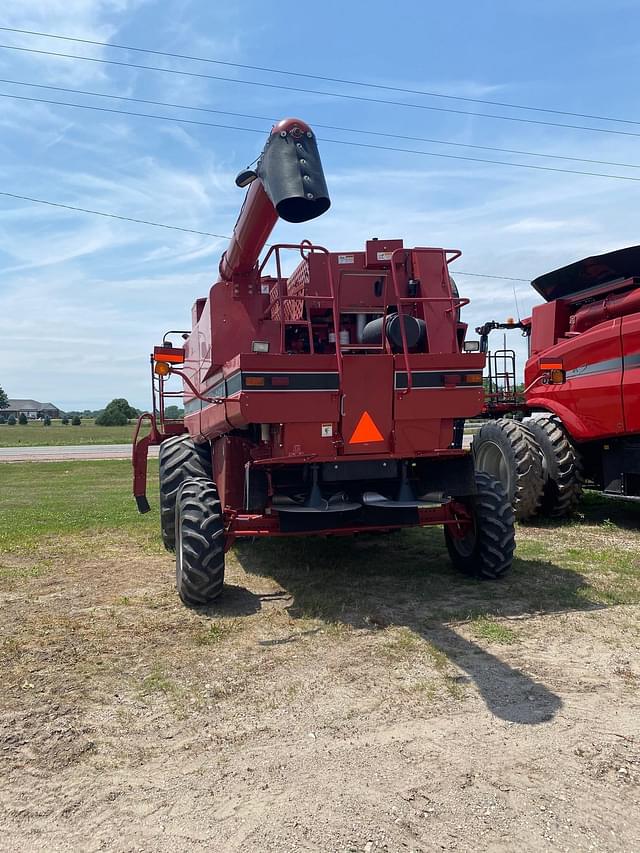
<box><xmin>218</xmin><ymin>118</ymin><xmax>331</xmax><ymax>282</ymax></box>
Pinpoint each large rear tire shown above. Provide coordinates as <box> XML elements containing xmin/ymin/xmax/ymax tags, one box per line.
<box><xmin>472</xmin><ymin>418</ymin><xmax>544</xmax><ymax>520</ymax></box>
<box><xmin>159</xmin><ymin>434</ymin><xmax>212</xmax><ymax>551</ymax></box>
<box><xmin>523</xmin><ymin>415</ymin><xmax>583</xmax><ymax>518</ymax></box>
<box><xmin>175</xmin><ymin>478</ymin><xmax>225</xmax><ymax>607</ymax></box>
<box><xmin>445</xmin><ymin>471</ymin><xmax>515</xmax><ymax>579</ymax></box>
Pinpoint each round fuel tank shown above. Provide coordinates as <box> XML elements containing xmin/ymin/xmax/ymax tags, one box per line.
<box><xmin>361</xmin><ymin>313</ymin><xmax>426</xmax><ymax>351</ymax></box>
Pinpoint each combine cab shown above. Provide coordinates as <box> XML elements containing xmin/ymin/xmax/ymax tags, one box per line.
<box><xmin>133</xmin><ymin>118</ymin><xmax>515</xmax><ymax>607</ymax></box>
<box><xmin>473</xmin><ymin>245</ymin><xmax>640</xmax><ymax>519</ymax></box>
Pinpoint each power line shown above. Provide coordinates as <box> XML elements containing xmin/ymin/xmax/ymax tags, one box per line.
<box><xmin>454</xmin><ymin>271</ymin><xmax>530</xmax><ymax>283</ymax></box>
<box><xmin>2</xmin><ymin>42</ymin><xmax>640</xmax><ymax>140</ymax></box>
<box><xmin>1</xmin><ymin>24</ymin><xmax>637</xmax><ymax>128</ymax></box>
<box><xmin>4</xmin><ymin>90</ymin><xmax>640</xmax><ymax>183</ymax></box>
<box><xmin>0</xmin><ymin>191</ymin><xmax>228</xmax><ymax>238</ymax></box>
<box><xmin>4</xmin><ymin>76</ymin><xmax>640</xmax><ymax>171</ymax></box>
<box><xmin>0</xmin><ymin>189</ymin><xmax>531</xmax><ymax>282</ymax></box>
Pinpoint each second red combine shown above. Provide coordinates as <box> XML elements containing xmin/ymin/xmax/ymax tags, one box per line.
<box><xmin>133</xmin><ymin>118</ymin><xmax>515</xmax><ymax>607</ymax></box>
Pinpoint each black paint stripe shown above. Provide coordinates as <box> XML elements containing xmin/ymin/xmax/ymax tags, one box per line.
<box><xmin>394</xmin><ymin>371</ymin><xmax>483</xmax><ymax>390</ymax></box>
<box><xmin>241</xmin><ymin>372</ymin><xmax>339</xmax><ymax>391</ymax></box>
<box><xmin>565</xmin><ymin>357</ymin><xmax>622</xmax><ymax>379</ymax></box>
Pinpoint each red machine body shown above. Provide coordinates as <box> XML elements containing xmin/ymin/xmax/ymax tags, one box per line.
<box><xmin>133</xmin><ymin>118</ymin><xmax>489</xmax><ymax>543</ymax></box>
<box><xmin>478</xmin><ymin>245</ymin><xmax>640</xmax><ymax>498</ymax></box>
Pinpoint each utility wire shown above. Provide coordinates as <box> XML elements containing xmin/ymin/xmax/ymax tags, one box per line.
<box><xmin>3</xmin><ymin>76</ymin><xmax>640</xmax><ymax>171</ymax></box>
<box><xmin>0</xmin><ymin>189</ymin><xmax>531</xmax><ymax>282</ymax></box>
<box><xmin>4</xmin><ymin>90</ymin><xmax>640</xmax><ymax>183</ymax></box>
<box><xmin>0</xmin><ymin>191</ymin><xmax>228</xmax><ymax>238</ymax></box>
<box><xmin>455</xmin><ymin>271</ymin><xmax>530</xmax><ymax>282</ymax></box>
<box><xmin>1</xmin><ymin>25</ymin><xmax>637</xmax><ymax>128</ymax></box>
<box><xmin>2</xmin><ymin>42</ymin><xmax>640</xmax><ymax>140</ymax></box>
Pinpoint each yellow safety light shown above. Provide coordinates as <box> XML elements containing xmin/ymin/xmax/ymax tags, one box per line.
<box><xmin>463</xmin><ymin>373</ymin><xmax>484</xmax><ymax>385</ymax></box>
<box><xmin>154</xmin><ymin>361</ymin><xmax>171</xmax><ymax>376</ymax></box>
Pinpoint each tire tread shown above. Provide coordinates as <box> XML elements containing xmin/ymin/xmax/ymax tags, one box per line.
<box><xmin>158</xmin><ymin>434</ymin><xmax>212</xmax><ymax>550</ymax></box>
<box><xmin>176</xmin><ymin>478</ymin><xmax>225</xmax><ymax>606</ymax></box>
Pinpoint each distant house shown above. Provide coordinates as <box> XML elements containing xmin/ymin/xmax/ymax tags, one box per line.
<box><xmin>4</xmin><ymin>399</ymin><xmax>62</xmax><ymax>419</ymax></box>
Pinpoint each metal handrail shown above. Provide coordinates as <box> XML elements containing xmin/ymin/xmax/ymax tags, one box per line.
<box><xmin>388</xmin><ymin>248</ymin><xmax>469</xmax><ymax>392</ymax></box>
<box><xmin>259</xmin><ymin>242</ymin><xmax>343</xmax><ymax>390</ymax></box>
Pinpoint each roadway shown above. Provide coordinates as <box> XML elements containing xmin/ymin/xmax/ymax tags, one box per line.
<box><xmin>0</xmin><ymin>444</ymin><xmax>160</xmax><ymax>462</ymax></box>
<box><xmin>0</xmin><ymin>438</ymin><xmax>470</xmax><ymax>463</ymax></box>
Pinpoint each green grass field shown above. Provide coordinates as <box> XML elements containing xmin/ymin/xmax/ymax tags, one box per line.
<box><xmin>0</xmin><ymin>418</ymin><xmax>144</xmax><ymax>447</ymax></box>
<box><xmin>0</xmin><ymin>459</ymin><xmax>158</xmax><ymax>550</ymax></box>
<box><xmin>1</xmin><ymin>458</ymin><xmax>639</xmax><ymax>618</ymax></box>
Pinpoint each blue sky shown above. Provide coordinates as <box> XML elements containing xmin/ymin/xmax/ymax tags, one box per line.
<box><xmin>0</xmin><ymin>0</ymin><xmax>639</xmax><ymax>410</ymax></box>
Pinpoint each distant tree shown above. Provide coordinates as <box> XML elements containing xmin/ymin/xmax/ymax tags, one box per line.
<box><xmin>61</xmin><ymin>416</ymin><xmax>69</xmax><ymax>425</ymax></box>
<box><xmin>72</xmin><ymin>415</ymin><xmax>81</xmax><ymax>426</ymax></box>
<box><xmin>111</xmin><ymin>398</ymin><xmax>138</xmax><ymax>419</ymax></box>
<box><xmin>95</xmin><ymin>406</ymin><xmax>127</xmax><ymax>426</ymax></box>
<box><xmin>164</xmin><ymin>405</ymin><xmax>184</xmax><ymax>419</ymax></box>
<box><xmin>95</xmin><ymin>398</ymin><xmax>137</xmax><ymax>426</ymax></box>
<box><xmin>43</xmin><ymin>415</ymin><xmax>51</xmax><ymax>426</ymax></box>
<box><xmin>7</xmin><ymin>415</ymin><xmax>16</xmax><ymax>425</ymax></box>
<box><xmin>0</xmin><ymin>386</ymin><xmax>8</xmax><ymax>410</ymax></box>
<box><xmin>18</xmin><ymin>413</ymin><xmax>28</xmax><ymax>425</ymax></box>
<box><xmin>0</xmin><ymin>415</ymin><xmax>6</xmax><ymax>424</ymax></box>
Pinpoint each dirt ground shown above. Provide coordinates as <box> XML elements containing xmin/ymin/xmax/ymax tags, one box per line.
<box><xmin>1</xmin><ymin>516</ymin><xmax>639</xmax><ymax>852</ymax></box>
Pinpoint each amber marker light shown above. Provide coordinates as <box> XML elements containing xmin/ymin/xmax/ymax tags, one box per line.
<box><xmin>154</xmin><ymin>361</ymin><xmax>171</xmax><ymax>376</ymax></box>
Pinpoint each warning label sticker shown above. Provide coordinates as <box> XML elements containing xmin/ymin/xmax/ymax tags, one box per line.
<box><xmin>321</xmin><ymin>423</ymin><xmax>332</xmax><ymax>438</ymax></box>
<box><xmin>338</xmin><ymin>255</ymin><xmax>354</xmax><ymax>265</ymax></box>
<box><xmin>260</xmin><ymin>283</ymin><xmax>270</xmax><ymax>294</ymax></box>
<box><xmin>376</xmin><ymin>251</ymin><xmax>393</xmax><ymax>261</ymax></box>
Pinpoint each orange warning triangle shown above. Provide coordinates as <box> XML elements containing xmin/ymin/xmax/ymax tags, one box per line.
<box><xmin>349</xmin><ymin>411</ymin><xmax>384</xmax><ymax>444</ymax></box>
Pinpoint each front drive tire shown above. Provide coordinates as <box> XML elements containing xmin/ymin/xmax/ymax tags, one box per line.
<box><xmin>159</xmin><ymin>434</ymin><xmax>212</xmax><ymax>551</ymax></box>
<box><xmin>523</xmin><ymin>415</ymin><xmax>583</xmax><ymax>519</ymax></box>
<box><xmin>175</xmin><ymin>478</ymin><xmax>225</xmax><ymax>607</ymax></box>
<box><xmin>445</xmin><ymin>471</ymin><xmax>515</xmax><ymax>579</ymax></box>
<box><xmin>472</xmin><ymin>418</ymin><xmax>544</xmax><ymax>520</ymax></box>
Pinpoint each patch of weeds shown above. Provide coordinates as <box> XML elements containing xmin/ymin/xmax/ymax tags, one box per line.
<box><xmin>402</xmin><ymin>678</ymin><xmax>439</xmax><ymax>700</ymax></box>
<box><xmin>442</xmin><ymin>674</ymin><xmax>466</xmax><ymax>700</ymax></box>
<box><xmin>192</xmin><ymin>620</ymin><xmax>238</xmax><ymax>646</ymax></box>
<box><xmin>115</xmin><ymin>595</ymin><xmax>131</xmax><ymax>606</ymax></box>
<box><xmin>0</xmin><ymin>560</ymin><xmax>50</xmax><ymax>581</ymax></box>
<box><xmin>323</xmin><ymin>621</ymin><xmax>353</xmax><ymax>639</ymax></box>
<box><xmin>471</xmin><ymin>617</ymin><xmax>518</xmax><ymax>645</ymax></box>
<box><xmin>424</xmin><ymin>642</ymin><xmax>449</xmax><ymax>670</ymax></box>
<box><xmin>382</xmin><ymin>627</ymin><xmax>424</xmax><ymax>657</ymax></box>
<box><xmin>140</xmin><ymin>663</ymin><xmax>180</xmax><ymax>697</ymax></box>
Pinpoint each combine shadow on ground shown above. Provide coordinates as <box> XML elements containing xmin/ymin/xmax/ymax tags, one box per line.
<box><xmin>228</xmin><ymin>507</ymin><xmax>620</xmax><ymax>726</ymax></box>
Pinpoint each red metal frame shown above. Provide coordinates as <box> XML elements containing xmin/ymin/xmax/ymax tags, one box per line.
<box><xmin>222</xmin><ymin>500</ymin><xmax>473</xmax><ymax>550</ymax></box>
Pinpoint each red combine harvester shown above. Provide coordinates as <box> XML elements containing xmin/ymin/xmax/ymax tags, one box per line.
<box><xmin>133</xmin><ymin>118</ymin><xmax>515</xmax><ymax>607</ymax></box>
<box><xmin>472</xmin><ymin>245</ymin><xmax>640</xmax><ymax>520</ymax></box>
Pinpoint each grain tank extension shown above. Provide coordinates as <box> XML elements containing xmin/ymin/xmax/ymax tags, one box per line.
<box><xmin>132</xmin><ymin>118</ymin><xmax>515</xmax><ymax>607</ymax></box>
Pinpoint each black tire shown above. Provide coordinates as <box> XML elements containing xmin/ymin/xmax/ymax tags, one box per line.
<box><xmin>523</xmin><ymin>415</ymin><xmax>583</xmax><ymax>518</ymax></box>
<box><xmin>175</xmin><ymin>478</ymin><xmax>225</xmax><ymax>607</ymax></box>
<box><xmin>472</xmin><ymin>418</ymin><xmax>544</xmax><ymax>520</ymax></box>
<box><xmin>159</xmin><ymin>434</ymin><xmax>212</xmax><ymax>551</ymax></box>
<box><xmin>445</xmin><ymin>471</ymin><xmax>515</xmax><ymax>579</ymax></box>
